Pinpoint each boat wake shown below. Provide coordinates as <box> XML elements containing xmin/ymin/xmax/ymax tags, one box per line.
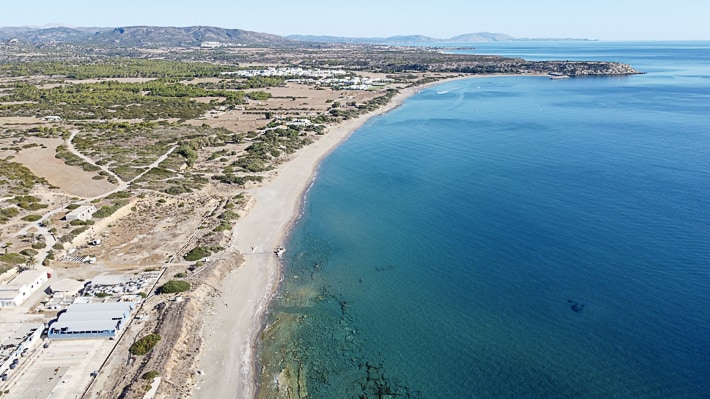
<box><xmin>437</xmin><ymin>86</ymin><xmax>462</xmax><ymax>94</ymax></box>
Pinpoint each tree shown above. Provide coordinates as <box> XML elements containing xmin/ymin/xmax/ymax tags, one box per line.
<box><xmin>264</xmin><ymin>111</ymin><xmax>273</xmax><ymax>119</ymax></box>
<box><xmin>176</xmin><ymin>144</ymin><xmax>198</xmax><ymax>167</ymax></box>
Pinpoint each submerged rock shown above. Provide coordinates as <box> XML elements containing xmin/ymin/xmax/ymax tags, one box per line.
<box><xmin>567</xmin><ymin>299</ymin><xmax>585</xmax><ymax>313</ymax></box>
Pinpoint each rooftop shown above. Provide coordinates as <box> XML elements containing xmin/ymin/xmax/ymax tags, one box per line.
<box><xmin>5</xmin><ymin>270</ymin><xmax>46</xmax><ymax>288</ymax></box>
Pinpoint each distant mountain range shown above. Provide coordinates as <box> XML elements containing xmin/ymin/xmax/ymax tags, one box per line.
<box><xmin>287</xmin><ymin>32</ymin><xmax>518</xmax><ymax>45</ymax></box>
<box><xmin>0</xmin><ymin>25</ymin><xmax>591</xmax><ymax>47</ymax></box>
<box><xmin>0</xmin><ymin>26</ymin><xmax>290</xmax><ymax>47</ymax></box>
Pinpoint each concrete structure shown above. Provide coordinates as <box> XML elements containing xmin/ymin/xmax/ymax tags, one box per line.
<box><xmin>48</xmin><ymin>279</ymin><xmax>84</xmax><ymax>297</ymax></box>
<box><xmin>0</xmin><ymin>270</ymin><xmax>48</xmax><ymax>307</ymax></box>
<box><xmin>48</xmin><ymin>302</ymin><xmax>135</xmax><ymax>339</ymax></box>
<box><xmin>83</xmin><ymin>272</ymin><xmax>159</xmax><ymax>297</ymax></box>
<box><xmin>64</xmin><ymin>205</ymin><xmax>96</xmax><ymax>222</ymax></box>
<box><xmin>89</xmin><ymin>274</ymin><xmax>129</xmax><ymax>286</ymax></box>
<box><xmin>0</xmin><ymin>323</ymin><xmax>43</xmax><ymax>375</ymax></box>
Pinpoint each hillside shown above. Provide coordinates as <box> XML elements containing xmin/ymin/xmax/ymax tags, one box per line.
<box><xmin>0</xmin><ymin>25</ymin><xmax>292</xmax><ymax>47</ymax></box>
<box><xmin>0</xmin><ymin>26</ymin><xmax>596</xmax><ymax>48</ymax></box>
<box><xmin>287</xmin><ymin>32</ymin><xmax>516</xmax><ymax>45</ymax></box>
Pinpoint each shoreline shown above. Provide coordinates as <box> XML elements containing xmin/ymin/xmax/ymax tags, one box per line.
<box><xmin>192</xmin><ymin>76</ymin><xmax>468</xmax><ymax>399</ymax></box>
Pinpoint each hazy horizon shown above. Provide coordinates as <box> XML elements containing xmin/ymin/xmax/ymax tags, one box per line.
<box><xmin>2</xmin><ymin>0</ymin><xmax>708</xmax><ymax>41</ymax></box>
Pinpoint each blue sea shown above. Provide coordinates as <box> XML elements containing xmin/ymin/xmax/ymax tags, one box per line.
<box><xmin>257</xmin><ymin>42</ymin><xmax>710</xmax><ymax>398</ymax></box>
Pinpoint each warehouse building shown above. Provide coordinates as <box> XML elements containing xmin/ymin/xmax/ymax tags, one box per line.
<box><xmin>47</xmin><ymin>302</ymin><xmax>135</xmax><ymax>339</ymax></box>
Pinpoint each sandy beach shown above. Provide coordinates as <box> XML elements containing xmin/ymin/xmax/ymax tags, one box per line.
<box><xmin>192</xmin><ymin>80</ymin><xmax>459</xmax><ymax>398</ymax></box>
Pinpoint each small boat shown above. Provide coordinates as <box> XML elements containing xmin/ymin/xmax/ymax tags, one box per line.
<box><xmin>548</xmin><ymin>73</ymin><xmax>570</xmax><ymax>80</ymax></box>
<box><xmin>275</xmin><ymin>246</ymin><xmax>285</xmax><ymax>257</ymax></box>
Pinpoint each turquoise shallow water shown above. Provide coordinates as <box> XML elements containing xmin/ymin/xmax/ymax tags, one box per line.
<box><xmin>257</xmin><ymin>42</ymin><xmax>710</xmax><ymax>398</ymax></box>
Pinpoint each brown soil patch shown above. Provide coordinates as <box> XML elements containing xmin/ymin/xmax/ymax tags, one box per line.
<box><xmin>0</xmin><ymin>116</ymin><xmax>45</xmax><ymax>125</ymax></box>
<box><xmin>13</xmin><ymin>138</ymin><xmax>117</xmax><ymax>198</ymax></box>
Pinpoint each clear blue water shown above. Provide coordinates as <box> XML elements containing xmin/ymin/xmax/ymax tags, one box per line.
<box><xmin>257</xmin><ymin>42</ymin><xmax>710</xmax><ymax>398</ymax></box>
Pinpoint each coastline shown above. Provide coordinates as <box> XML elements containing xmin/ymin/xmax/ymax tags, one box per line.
<box><xmin>192</xmin><ymin>77</ymin><xmax>466</xmax><ymax>399</ymax></box>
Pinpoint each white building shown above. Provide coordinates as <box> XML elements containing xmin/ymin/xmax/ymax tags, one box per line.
<box><xmin>289</xmin><ymin>119</ymin><xmax>312</xmax><ymax>127</ymax></box>
<box><xmin>1</xmin><ymin>324</ymin><xmax>43</xmax><ymax>354</ymax></box>
<box><xmin>65</xmin><ymin>205</ymin><xmax>96</xmax><ymax>222</ymax></box>
<box><xmin>0</xmin><ymin>270</ymin><xmax>48</xmax><ymax>307</ymax></box>
<box><xmin>200</xmin><ymin>41</ymin><xmax>223</xmax><ymax>48</ymax></box>
<box><xmin>48</xmin><ymin>302</ymin><xmax>135</xmax><ymax>339</ymax></box>
<box><xmin>48</xmin><ymin>278</ymin><xmax>84</xmax><ymax>297</ymax></box>
<box><xmin>0</xmin><ymin>323</ymin><xmax>43</xmax><ymax>375</ymax></box>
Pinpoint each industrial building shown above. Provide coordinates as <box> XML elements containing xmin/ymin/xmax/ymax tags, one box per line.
<box><xmin>0</xmin><ymin>270</ymin><xmax>48</xmax><ymax>307</ymax></box>
<box><xmin>48</xmin><ymin>302</ymin><xmax>135</xmax><ymax>339</ymax></box>
<box><xmin>0</xmin><ymin>323</ymin><xmax>43</xmax><ymax>376</ymax></box>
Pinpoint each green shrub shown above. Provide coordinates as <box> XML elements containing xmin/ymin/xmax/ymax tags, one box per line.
<box><xmin>142</xmin><ymin>370</ymin><xmax>159</xmax><ymax>380</ymax></box>
<box><xmin>214</xmin><ymin>221</ymin><xmax>232</xmax><ymax>232</ymax></box>
<box><xmin>106</xmin><ymin>191</ymin><xmax>131</xmax><ymax>200</ymax></box>
<box><xmin>177</xmin><ymin>144</ymin><xmax>198</xmax><ymax>167</ymax></box>
<box><xmin>245</xmin><ymin>91</ymin><xmax>271</xmax><ymax>101</ymax></box>
<box><xmin>158</xmin><ymin>280</ymin><xmax>191</xmax><ymax>294</ymax></box>
<box><xmin>19</xmin><ymin>202</ymin><xmax>48</xmax><ymax>211</ymax></box>
<box><xmin>219</xmin><ymin>210</ymin><xmax>239</xmax><ymax>221</ymax></box>
<box><xmin>165</xmin><ymin>185</ymin><xmax>189</xmax><ymax>195</ymax></box>
<box><xmin>22</xmin><ymin>214</ymin><xmax>42</xmax><ymax>222</ymax></box>
<box><xmin>0</xmin><ymin>253</ymin><xmax>26</xmax><ymax>264</ymax></box>
<box><xmin>183</xmin><ymin>246</ymin><xmax>211</xmax><ymax>261</ymax></box>
<box><xmin>13</xmin><ymin>195</ymin><xmax>48</xmax><ymax>211</ymax></box>
<box><xmin>93</xmin><ymin>200</ymin><xmax>128</xmax><ymax>218</ymax></box>
<box><xmin>129</xmin><ymin>334</ymin><xmax>161</xmax><ymax>356</ymax></box>
<box><xmin>212</xmin><ymin>174</ymin><xmax>263</xmax><ymax>186</ymax></box>
<box><xmin>0</xmin><ymin>207</ymin><xmax>19</xmax><ymax>223</ymax></box>
<box><xmin>69</xmin><ymin>219</ymin><xmax>94</xmax><ymax>226</ymax></box>
<box><xmin>60</xmin><ymin>226</ymin><xmax>89</xmax><ymax>243</ymax></box>
<box><xmin>19</xmin><ymin>248</ymin><xmax>38</xmax><ymax>257</ymax></box>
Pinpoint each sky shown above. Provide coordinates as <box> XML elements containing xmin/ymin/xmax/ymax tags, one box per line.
<box><xmin>2</xmin><ymin>0</ymin><xmax>708</xmax><ymax>41</ymax></box>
